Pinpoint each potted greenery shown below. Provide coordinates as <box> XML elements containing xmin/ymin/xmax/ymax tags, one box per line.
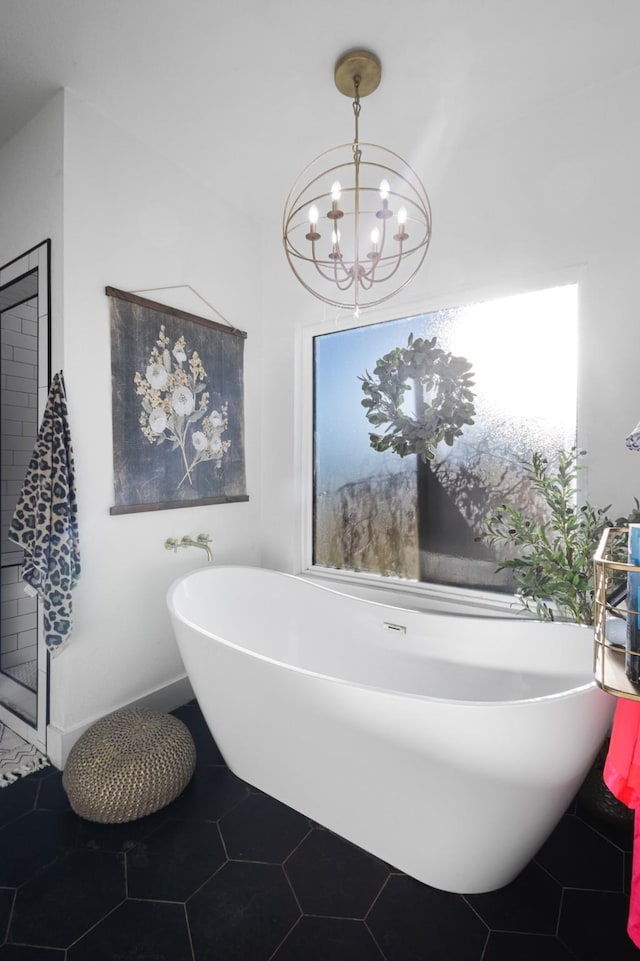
<box><xmin>476</xmin><ymin>446</ymin><xmax>639</xmax><ymax>625</ymax></box>
<box><xmin>477</xmin><ymin>447</ymin><xmax>639</xmax><ymax>826</ymax></box>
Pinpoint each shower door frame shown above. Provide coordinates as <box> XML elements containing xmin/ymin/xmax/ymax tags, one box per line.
<box><xmin>0</xmin><ymin>239</ymin><xmax>51</xmax><ymax>755</ymax></box>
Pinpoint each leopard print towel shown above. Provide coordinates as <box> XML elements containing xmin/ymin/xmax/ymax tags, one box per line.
<box><xmin>8</xmin><ymin>371</ymin><xmax>81</xmax><ymax>653</ymax></box>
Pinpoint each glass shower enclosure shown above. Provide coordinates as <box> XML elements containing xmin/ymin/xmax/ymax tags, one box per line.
<box><xmin>0</xmin><ymin>239</ymin><xmax>50</xmax><ymax>753</ymax></box>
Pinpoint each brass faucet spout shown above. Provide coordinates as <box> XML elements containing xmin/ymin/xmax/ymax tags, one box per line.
<box><xmin>164</xmin><ymin>534</ymin><xmax>212</xmax><ymax>563</ymax></box>
<box><xmin>180</xmin><ymin>535</ymin><xmax>213</xmax><ymax>563</ymax></box>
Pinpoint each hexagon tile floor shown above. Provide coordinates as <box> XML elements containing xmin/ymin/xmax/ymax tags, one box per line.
<box><xmin>0</xmin><ymin>701</ymin><xmax>636</xmax><ymax>960</ymax></box>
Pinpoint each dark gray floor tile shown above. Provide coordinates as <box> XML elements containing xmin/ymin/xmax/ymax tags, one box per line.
<box><xmin>285</xmin><ymin>828</ymin><xmax>389</xmax><ymax>917</ymax></box>
<box><xmin>624</xmin><ymin>850</ymin><xmax>633</xmax><ymax>895</ymax></box>
<box><xmin>220</xmin><ymin>793</ymin><xmax>310</xmax><ymax>863</ymax></box>
<box><xmin>273</xmin><ymin>916</ymin><xmax>385</xmax><ymax>960</ymax></box>
<box><xmin>168</xmin><ymin>763</ymin><xmax>248</xmax><ymax>820</ymax></box>
<box><xmin>559</xmin><ymin>889</ymin><xmax>639</xmax><ymax>961</ymax></box>
<box><xmin>35</xmin><ymin>774</ymin><xmax>72</xmax><ymax>812</ymax></box>
<box><xmin>367</xmin><ymin>874</ymin><xmax>488</xmax><ymax>961</ymax></box>
<box><xmin>188</xmin><ymin>860</ymin><xmax>299</xmax><ymax>961</ymax></box>
<box><xmin>575</xmin><ymin>798</ymin><xmax>634</xmax><ymax>854</ymax></box>
<box><xmin>535</xmin><ymin>814</ymin><xmax>625</xmax><ymax>890</ymax></box>
<box><xmin>0</xmin><ymin>947</ymin><xmax>65</xmax><ymax>959</ymax></box>
<box><xmin>0</xmin><ymin>809</ymin><xmax>77</xmax><ymax>885</ymax></box>
<box><xmin>466</xmin><ymin>861</ymin><xmax>561</xmax><ymax>934</ymax></box>
<box><xmin>482</xmin><ymin>931</ymin><xmax>577</xmax><ymax>960</ymax></box>
<box><xmin>72</xmin><ymin>804</ymin><xmax>170</xmax><ymax>853</ymax></box>
<box><xmin>8</xmin><ymin>850</ymin><xmax>124</xmax><ymax>948</ymax></box>
<box><xmin>0</xmin><ymin>888</ymin><xmax>14</xmax><ymax>943</ymax></box>
<box><xmin>0</xmin><ymin>779</ymin><xmax>38</xmax><ymax>830</ymax></box>
<box><xmin>68</xmin><ymin>899</ymin><xmax>192</xmax><ymax>961</ymax></box>
<box><xmin>127</xmin><ymin>817</ymin><xmax>226</xmax><ymax>900</ymax></box>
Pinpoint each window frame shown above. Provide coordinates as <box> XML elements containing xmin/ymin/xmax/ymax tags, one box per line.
<box><xmin>296</xmin><ymin>270</ymin><xmax>584</xmax><ymax>612</ymax></box>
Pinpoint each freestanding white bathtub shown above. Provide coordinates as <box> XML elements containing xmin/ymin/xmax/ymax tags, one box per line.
<box><xmin>167</xmin><ymin>565</ymin><xmax>614</xmax><ymax>894</ymax></box>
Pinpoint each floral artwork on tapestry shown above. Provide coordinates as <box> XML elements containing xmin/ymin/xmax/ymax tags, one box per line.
<box><xmin>108</xmin><ymin>287</ymin><xmax>248</xmax><ymax>513</ymax></box>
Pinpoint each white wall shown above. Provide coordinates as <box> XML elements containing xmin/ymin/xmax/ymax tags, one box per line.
<box><xmin>0</xmin><ymin>92</ymin><xmax>64</xmax><ymax>350</ymax></box>
<box><xmin>1</xmin><ymin>90</ymin><xmax>263</xmax><ymax>759</ymax></box>
<box><xmin>54</xmin><ymin>92</ymin><xmax>263</xmax><ymax>738</ymax></box>
<box><xmin>259</xmin><ymin>65</ymin><xmax>640</xmax><ymax>573</ymax></box>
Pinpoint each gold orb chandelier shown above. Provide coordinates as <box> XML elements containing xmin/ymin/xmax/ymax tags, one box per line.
<box><xmin>283</xmin><ymin>49</ymin><xmax>432</xmax><ymax>315</ymax></box>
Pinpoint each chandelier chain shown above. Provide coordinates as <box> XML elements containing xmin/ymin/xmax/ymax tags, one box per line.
<box><xmin>352</xmin><ymin>75</ymin><xmax>362</xmax><ymax>165</ymax></box>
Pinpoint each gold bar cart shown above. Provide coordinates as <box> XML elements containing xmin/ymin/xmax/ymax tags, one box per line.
<box><xmin>593</xmin><ymin>527</ymin><xmax>640</xmax><ymax>702</ymax></box>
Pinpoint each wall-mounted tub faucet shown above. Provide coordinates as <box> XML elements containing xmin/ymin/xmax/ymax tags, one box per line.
<box><xmin>164</xmin><ymin>533</ymin><xmax>213</xmax><ymax>563</ymax></box>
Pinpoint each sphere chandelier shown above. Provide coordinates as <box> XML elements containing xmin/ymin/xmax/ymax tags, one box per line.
<box><xmin>283</xmin><ymin>49</ymin><xmax>432</xmax><ymax>315</ymax></box>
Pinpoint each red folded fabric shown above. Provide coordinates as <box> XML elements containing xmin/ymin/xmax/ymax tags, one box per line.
<box><xmin>604</xmin><ymin>698</ymin><xmax>640</xmax><ymax>948</ymax></box>
<box><xmin>631</xmin><ymin>812</ymin><xmax>640</xmax><ymax>950</ymax></box>
<box><xmin>604</xmin><ymin>699</ymin><xmax>640</xmax><ymax>808</ymax></box>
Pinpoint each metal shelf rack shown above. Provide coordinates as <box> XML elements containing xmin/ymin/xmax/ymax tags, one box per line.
<box><xmin>593</xmin><ymin>526</ymin><xmax>640</xmax><ymax>702</ymax></box>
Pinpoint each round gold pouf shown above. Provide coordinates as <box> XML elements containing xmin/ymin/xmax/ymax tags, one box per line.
<box><xmin>62</xmin><ymin>708</ymin><xmax>196</xmax><ymax>823</ymax></box>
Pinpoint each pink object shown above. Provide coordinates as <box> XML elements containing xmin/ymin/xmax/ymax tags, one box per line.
<box><xmin>631</xmin><ymin>812</ymin><xmax>640</xmax><ymax>949</ymax></box>
<box><xmin>604</xmin><ymin>699</ymin><xmax>640</xmax><ymax>808</ymax></box>
<box><xmin>604</xmin><ymin>699</ymin><xmax>640</xmax><ymax>948</ymax></box>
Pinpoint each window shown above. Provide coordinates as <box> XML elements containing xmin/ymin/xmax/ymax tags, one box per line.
<box><xmin>312</xmin><ymin>284</ymin><xmax>578</xmax><ymax>591</ymax></box>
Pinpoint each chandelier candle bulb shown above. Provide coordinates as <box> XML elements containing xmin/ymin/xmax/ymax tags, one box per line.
<box><xmin>394</xmin><ymin>205</ymin><xmax>409</xmax><ymax>241</ymax></box>
<box><xmin>329</xmin><ymin>181</ymin><xmax>343</xmax><ymax>220</ymax></box>
<box><xmin>368</xmin><ymin>227</ymin><xmax>380</xmax><ymax>259</ymax></box>
<box><xmin>306</xmin><ymin>205</ymin><xmax>321</xmax><ymax>242</ymax></box>
<box><xmin>377</xmin><ymin>182</ymin><xmax>392</xmax><ymax>221</ymax></box>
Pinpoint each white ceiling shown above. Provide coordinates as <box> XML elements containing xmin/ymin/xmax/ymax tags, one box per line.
<box><xmin>2</xmin><ymin>0</ymin><xmax>639</xmax><ymax>224</ymax></box>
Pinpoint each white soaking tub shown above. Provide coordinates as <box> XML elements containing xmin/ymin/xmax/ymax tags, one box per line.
<box><xmin>167</xmin><ymin>565</ymin><xmax>613</xmax><ymax>893</ymax></box>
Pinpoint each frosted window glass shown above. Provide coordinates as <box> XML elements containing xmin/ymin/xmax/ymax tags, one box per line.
<box><xmin>313</xmin><ymin>284</ymin><xmax>578</xmax><ymax>589</ymax></box>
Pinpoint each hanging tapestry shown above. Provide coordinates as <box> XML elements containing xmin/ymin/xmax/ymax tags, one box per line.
<box><xmin>107</xmin><ymin>287</ymin><xmax>248</xmax><ymax>513</ymax></box>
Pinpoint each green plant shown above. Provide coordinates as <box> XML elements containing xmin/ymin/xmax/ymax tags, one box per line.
<box><xmin>477</xmin><ymin>447</ymin><xmax>640</xmax><ymax>624</ymax></box>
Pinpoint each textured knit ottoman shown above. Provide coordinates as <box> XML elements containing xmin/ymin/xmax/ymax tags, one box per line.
<box><xmin>62</xmin><ymin>707</ymin><xmax>196</xmax><ymax>823</ymax></box>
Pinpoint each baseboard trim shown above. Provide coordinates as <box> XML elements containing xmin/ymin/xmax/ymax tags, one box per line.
<box><xmin>46</xmin><ymin>674</ymin><xmax>195</xmax><ymax>769</ymax></box>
